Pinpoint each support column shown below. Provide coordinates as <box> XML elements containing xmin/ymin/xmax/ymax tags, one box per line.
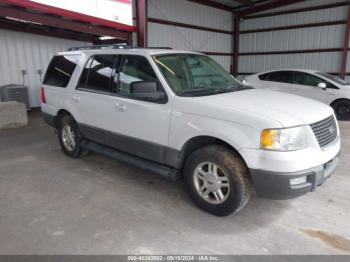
<box><xmin>232</xmin><ymin>13</ymin><xmax>240</xmax><ymax>76</ymax></box>
<box><xmin>340</xmin><ymin>5</ymin><xmax>350</xmax><ymax>79</ymax></box>
<box><xmin>136</xmin><ymin>0</ymin><xmax>148</xmax><ymax>47</ymax></box>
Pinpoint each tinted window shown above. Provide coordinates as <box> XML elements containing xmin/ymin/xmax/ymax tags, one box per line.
<box><xmin>258</xmin><ymin>73</ymin><xmax>270</xmax><ymax>80</ymax></box>
<box><xmin>117</xmin><ymin>55</ymin><xmax>157</xmax><ymax>96</ymax></box>
<box><xmin>44</xmin><ymin>55</ymin><xmax>80</xmax><ymax>87</ymax></box>
<box><xmin>267</xmin><ymin>71</ymin><xmax>293</xmax><ymax>83</ymax></box>
<box><xmin>79</xmin><ymin>55</ymin><xmax>117</xmax><ymax>93</ymax></box>
<box><xmin>293</xmin><ymin>72</ymin><xmax>323</xmax><ymax>87</ymax></box>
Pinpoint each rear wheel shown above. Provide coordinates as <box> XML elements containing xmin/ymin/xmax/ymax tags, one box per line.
<box><xmin>332</xmin><ymin>100</ymin><xmax>350</xmax><ymax>120</ymax></box>
<box><xmin>58</xmin><ymin>115</ymin><xmax>84</xmax><ymax>158</ymax></box>
<box><xmin>184</xmin><ymin>145</ymin><xmax>253</xmax><ymax>216</ymax></box>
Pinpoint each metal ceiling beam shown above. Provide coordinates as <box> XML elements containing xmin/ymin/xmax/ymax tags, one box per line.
<box><xmin>0</xmin><ymin>17</ymin><xmax>95</xmax><ymax>42</ymax></box>
<box><xmin>0</xmin><ymin>0</ymin><xmax>136</xmax><ymax>32</ymax></box>
<box><xmin>236</xmin><ymin>0</ymin><xmax>254</xmax><ymax>5</ymax></box>
<box><xmin>238</xmin><ymin>0</ymin><xmax>306</xmax><ymax>17</ymax></box>
<box><xmin>0</xmin><ymin>6</ymin><xmax>131</xmax><ymax>40</ymax></box>
<box><xmin>243</xmin><ymin>1</ymin><xmax>350</xmax><ymax>19</ymax></box>
<box><xmin>186</xmin><ymin>0</ymin><xmax>233</xmax><ymax>12</ymax></box>
<box><xmin>232</xmin><ymin>14</ymin><xmax>240</xmax><ymax>75</ymax></box>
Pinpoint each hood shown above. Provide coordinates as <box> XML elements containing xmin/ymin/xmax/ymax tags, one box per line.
<box><xmin>177</xmin><ymin>89</ymin><xmax>334</xmax><ymax>127</ymax></box>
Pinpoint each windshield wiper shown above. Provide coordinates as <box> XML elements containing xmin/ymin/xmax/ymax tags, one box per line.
<box><xmin>178</xmin><ymin>87</ymin><xmax>218</xmax><ymax>96</ymax></box>
<box><xmin>178</xmin><ymin>85</ymin><xmax>252</xmax><ymax>97</ymax></box>
<box><xmin>225</xmin><ymin>84</ymin><xmax>253</xmax><ymax>91</ymax></box>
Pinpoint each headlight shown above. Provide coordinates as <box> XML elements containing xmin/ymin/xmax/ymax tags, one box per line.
<box><xmin>261</xmin><ymin>126</ymin><xmax>308</xmax><ymax>151</ymax></box>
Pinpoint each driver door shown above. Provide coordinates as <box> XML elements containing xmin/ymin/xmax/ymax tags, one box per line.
<box><xmin>292</xmin><ymin>71</ymin><xmax>329</xmax><ymax>103</ymax></box>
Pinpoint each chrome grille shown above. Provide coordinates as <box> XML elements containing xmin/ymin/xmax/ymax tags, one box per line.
<box><xmin>310</xmin><ymin>115</ymin><xmax>337</xmax><ymax>148</ymax></box>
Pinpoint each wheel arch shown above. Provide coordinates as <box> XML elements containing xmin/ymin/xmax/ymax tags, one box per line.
<box><xmin>330</xmin><ymin>98</ymin><xmax>350</xmax><ymax>120</ymax></box>
<box><xmin>177</xmin><ymin>135</ymin><xmax>249</xmax><ymax>172</ymax></box>
<box><xmin>53</xmin><ymin>109</ymin><xmax>73</xmax><ymax>128</ymax></box>
<box><xmin>330</xmin><ymin>98</ymin><xmax>350</xmax><ymax>107</ymax></box>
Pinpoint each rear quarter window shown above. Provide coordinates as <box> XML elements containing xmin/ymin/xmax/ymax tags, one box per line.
<box><xmin>44</xmin><ymin>55</ymin><xmax>81</xmax><ymax>87</ymax></box>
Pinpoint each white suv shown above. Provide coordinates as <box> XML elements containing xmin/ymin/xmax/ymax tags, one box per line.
<box><xmin>41</xmin><ymin>45</ymin><xmax>341</xmax><ymax>216</ymax></box>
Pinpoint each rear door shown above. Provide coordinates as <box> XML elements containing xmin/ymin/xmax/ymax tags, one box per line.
<box><xmin>256</xmin><ymin>71</ymin><xmax>295</xmax><ymax>94</ymax></box>
<box><xmin>70</xmin><ymin>54</ymin><xmax>120</xmax><ymax>146</ymax></box>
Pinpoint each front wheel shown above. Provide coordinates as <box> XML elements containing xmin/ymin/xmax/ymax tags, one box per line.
<box><xmin>58</xmin><ymin>115</ymin><xmax>84</xmax><ymax>158</ymax></box>
<box><xmin>184</xmin><ymin>145</ymin><xmax>253</xmax><ymax>216</ymax></box>
<box><xmin>332</xmin><ymin>100</ymin><xmax>350</xmax><ymax>120</ymax></box>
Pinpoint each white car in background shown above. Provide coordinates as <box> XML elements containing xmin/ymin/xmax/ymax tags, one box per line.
<box><xmin>245</xmin><ymin>69</ymin><xmax>350</xmax><ymax>120</ymax></box>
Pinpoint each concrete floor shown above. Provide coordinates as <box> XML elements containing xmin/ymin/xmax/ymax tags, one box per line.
<box><xmin>0</xmin><ymin>110</ymin><xmax>349</xmax><ymax>255</ymax></box>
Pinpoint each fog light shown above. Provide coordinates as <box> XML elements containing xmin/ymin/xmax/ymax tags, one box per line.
<box><xmin>290</xmin><ymin>176</ymin><xmax>307</xmax><ymax>186</ymax></box>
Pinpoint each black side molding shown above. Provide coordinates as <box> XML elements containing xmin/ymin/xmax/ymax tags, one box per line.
<box><xmin>42</xmin><ymin>112</ymin><xmax>56</xmax><ymax>128</ymax></box>
<box><xmin>78</xmin><ymin>123</ymin><xmax>181</xmax><ymax>168</ymax></box>
<box><xmin>81</xmin><ymin>141</ymin><xmax>182</xmax><ymax>181</ymax></box>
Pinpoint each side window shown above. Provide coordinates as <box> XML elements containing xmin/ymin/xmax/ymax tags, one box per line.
<box><xmin>324</xmin><ymin>81</ymin><xmax>338</xmax><ymax>89</ymax></box>
<box><xmin>294</xmin><ymin>72</ymin><xmax>323</xmax><ymax>87</ymax></box>
<box><xmin>117</xmin><ymin>55</ymin><xmax>157</xmax><ymax>96</ymax></box>
<box><xmin>267</xmin><ymin>71</ymin><xmax>293</xmax><ymax>84</ymax></box>
<box><xmin>44</xmin><ymin>55</ymin><xmax>81</xmax><ymax>87</ymax></box>
<box><xmin>78</xmin><ymin>55</ymin><xmax>117</xmax><ymax>93</ymax></box>
<box><xmin>258</xmin><ymin>73</ymin><xmax>270</xmax><ymax>81</ymax></box>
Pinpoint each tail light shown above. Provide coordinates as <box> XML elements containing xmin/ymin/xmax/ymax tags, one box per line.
<box><xmin>40</xmin><ymin>86</ymin><xmax>46</xmax><ymax>104</ymax></box>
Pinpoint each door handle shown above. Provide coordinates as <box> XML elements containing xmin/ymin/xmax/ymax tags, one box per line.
<box><xmin>72</xmin><ymin>94</ymin><xmax>80</xmax><ymax>102</ymax></box>
<box><xmin>114</xmin><ymin>102</ymin><xmax>126</xmax><ymax>112</ymax></box>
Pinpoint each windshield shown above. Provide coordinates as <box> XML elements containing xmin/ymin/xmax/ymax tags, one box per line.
<box><xmin>316</xmin><ymin>72</ymin><xmax>349</xmax><ymax>86</ymax></box>
<box><xmin>153</xmin><ymin>54</ymin><xmax>248</xmax><ymax>96</ymax></box>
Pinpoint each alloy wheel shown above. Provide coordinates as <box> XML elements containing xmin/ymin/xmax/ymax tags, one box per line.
<box><xmin>61</xmin><ymin>124</ymin><xmax>76</xmax><ymax>151</ymax></box>
<box><xmin>193</xmin><ymin>162</ymin><xmax>230</xmax><ymax>204</ymax></box>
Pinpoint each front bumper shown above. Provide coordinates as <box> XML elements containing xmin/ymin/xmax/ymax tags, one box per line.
<box><xmin>249</xmin><ymin>153</ymin><xmax>340</xmax><ymax>199</ymax></box>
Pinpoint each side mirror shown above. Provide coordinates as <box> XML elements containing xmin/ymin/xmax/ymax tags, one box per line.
<box><xmin>317</xmin><ymin>82</ymin><xmax>327</xmax><ymax>90</ymax></box>
<box><xmin>130</xmin><ymin>81</ymin><xmax>165</xmax><ymax>101</ymax></box>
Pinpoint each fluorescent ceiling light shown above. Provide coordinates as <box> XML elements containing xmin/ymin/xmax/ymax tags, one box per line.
<box><xmin>5</xmin><ymin>16</ymin><xmax>43</xmax><ymax>25</ymax></box>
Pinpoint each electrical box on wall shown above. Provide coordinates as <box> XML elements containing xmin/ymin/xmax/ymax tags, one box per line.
<box><xmin>0</xmin><ymin>84</ymin><xmax>31</xmax><ymax>110</ymax></box>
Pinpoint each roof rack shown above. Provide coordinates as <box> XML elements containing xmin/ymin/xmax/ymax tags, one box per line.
<box><xmin>67</xmin><ymin>44</ymin><xmax>173</xmax><ymax>51</ymax></box>
<box><xmin>67</xmin><ymin>43</ymin><xmax>130</xmax><ymax>51</ymax></box>
<box><xmin>147</xmin><ymin>47</ymin><xmax>173</xmax><ymax>49</ymax></box>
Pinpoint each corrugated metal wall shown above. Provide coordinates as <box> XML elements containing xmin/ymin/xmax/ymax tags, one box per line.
<box><xmin>0</xmin><ymin>29</ymin><xmax>88</xmax><ymax>107</ymax></box>
<box><xmin>238</xmin><ymin>0</ymin><xmax>349</xmax><ymax>80</ymax></box>
<box><xmin>256</xmin><ymin>0</ymin><xmax>345</xmax><ymax>14</ymax></box>
<box><xmin>147</xmin><ymin>0</ymin><xmax>233</xmax><ymax>71</ymax></box>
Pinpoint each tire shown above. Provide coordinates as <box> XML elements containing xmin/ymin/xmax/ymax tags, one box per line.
<box><xmin>184</xmin><ymin>145</ymin><xmax>253</xmax><ymax>216</ymax></box>
<box><xmin>58</xmin><ymin>115</ymin><xmax>84</xmax><ymax>158</ymax></box>
<box><xmin>332</xmin><ymin>100</ymin><xmax>350</xmax><ymax>121</ymax></box>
